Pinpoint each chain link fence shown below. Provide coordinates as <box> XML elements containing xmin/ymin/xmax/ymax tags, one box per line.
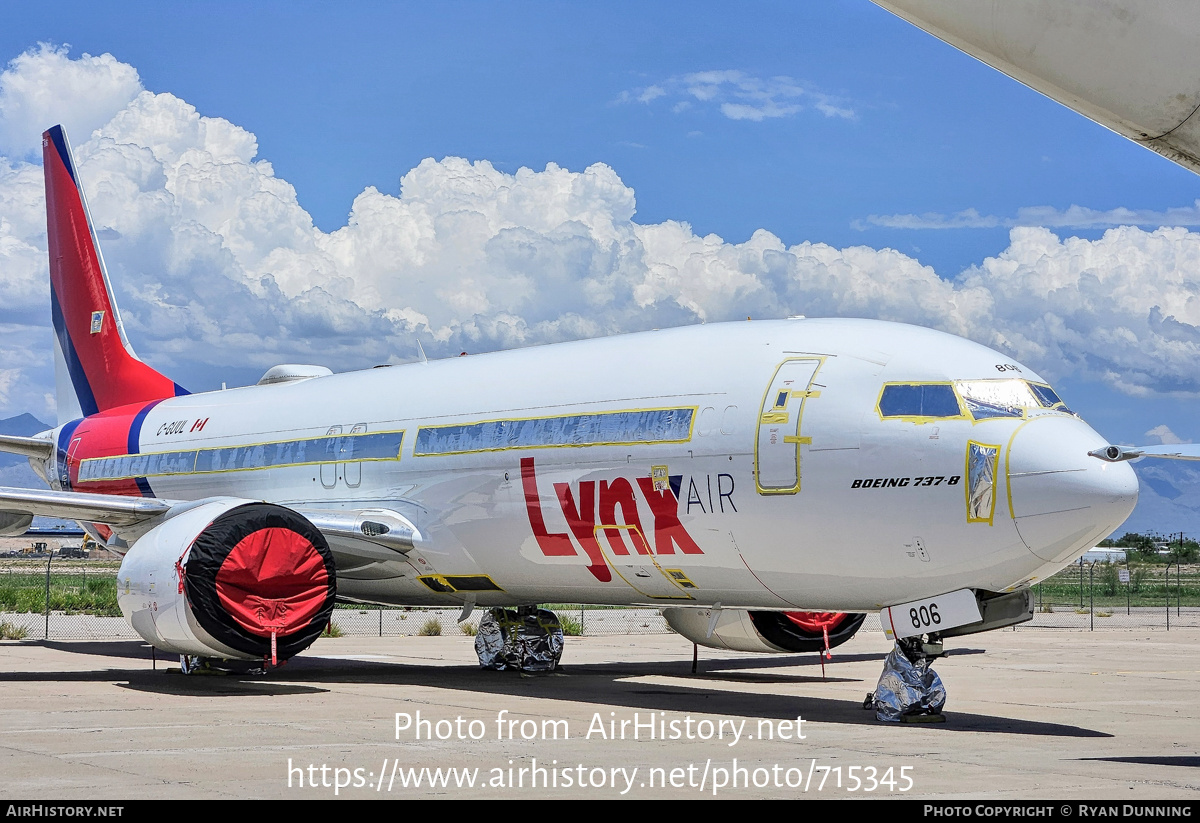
<box><xmin>2</xmin><ymin>558</ymin><xmax>1198</xmax><ymax>641</ymax></box>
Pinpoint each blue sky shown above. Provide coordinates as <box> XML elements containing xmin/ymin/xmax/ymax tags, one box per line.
<box><xmin>2</xmin><ymin>1</ymin><xmax>1200</xmax><ymax>533</ymax></box>
<box><xmin>10</xmin><ymin>1</ymin><xmax>1197</xmax><ymax>258</ymax></box>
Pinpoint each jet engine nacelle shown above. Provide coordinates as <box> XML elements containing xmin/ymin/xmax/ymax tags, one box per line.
<box><xmin>117</xmin><ymin>498</ymin><xmax>336</xmax><ymax>662</ymax></box>
<box><xmin>663</xmin><ymin>608</ymin><xmax>866</xmax><ymax>654</ymax></box>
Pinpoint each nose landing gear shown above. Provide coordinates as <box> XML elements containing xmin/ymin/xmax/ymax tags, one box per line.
<box><xmin>866</xmin><ymin>635</ymin><xmax>947</xmax><ymax>723</ymax></box>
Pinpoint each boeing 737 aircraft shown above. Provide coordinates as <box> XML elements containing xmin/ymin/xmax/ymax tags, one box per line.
<box><xmin>0</xmin><ymin>128</ymin><xmax>1150</xmax><ymax>692</ymax></box>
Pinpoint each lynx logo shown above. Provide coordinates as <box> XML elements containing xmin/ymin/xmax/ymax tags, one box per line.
<box><xmin>521</xmin><ymin>457</ymin><xmax>703</xmax><ymax>583</ymax></box>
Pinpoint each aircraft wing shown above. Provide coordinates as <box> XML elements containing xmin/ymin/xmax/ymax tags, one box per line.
<box><xmin>0</xmin><ymin>485</ymin><xmax>172</xmax><ymax>527</ymax></box>
<box><xmin>1089</xmin><ymin>444</ymin><xmax>1200</xmax><ymax>463</ymax></box>
<box><xmin>874</xmin><ymin>0</ymin><xmax>1200</xmax><ymax>175</ymax></box>
<box><xmin>0</xmin><ymin>485</ymin><xmax>421</xmax><ymax>563</ymax></box>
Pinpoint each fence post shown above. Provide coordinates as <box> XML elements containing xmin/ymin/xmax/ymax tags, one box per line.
<box><xmin>1166</xmin><ymin>561</ymin><xmax>1175</xmax><ymax>631</ymax></box>
<box><xmin>43</xmin><ymin>553</ymin><xmax>52</xmax><ymax>640</ymax></box>
<box><xmin>1088</xmin><ymin>561</ymin><xmax>1095</xmax><ymax>631</ymax></box>
<box><xmin>1171</xmin><ymin>563</ymin><xmax>1180</xmax><ymax>623</ymax></box>
<box><xmin>1078</xmin><ymin>556</ymin><xmax>1084</xmax><ymax>608</ymax></box>
<box><xmin>1125</xmin><ymin>559</ymin><xmax>1130</xmax><ymax>615</ymax></box>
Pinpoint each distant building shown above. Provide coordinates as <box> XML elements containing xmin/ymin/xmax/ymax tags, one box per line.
<box><xmin>1081</xmin><ymin>547</ymin><xmax>1127</xmax><ymax>563</ymax></box>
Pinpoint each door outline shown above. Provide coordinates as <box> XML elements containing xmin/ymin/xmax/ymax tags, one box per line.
<box><xmin>64</xmin><ymin>436</ymin><xmax>83</xmax><ymax>489</ymax></box>
<box><xmin>344</xmin><ymin>423</ymin><xmax>367</xmax><ymax>487</ymax></box>
<box><xmin>754</xmin><ymin>356</ymin><xmax>826</xmax><ymax>495</ymax></box>
<box><xmin>594</xmin><ymin>523</ymin><xmax>695</xmax><ymax>600</ymax></box>
<box><xmin>320</xmin><ymin>425</ymin><xmax>341</xmax><ymax>488</ymax></box>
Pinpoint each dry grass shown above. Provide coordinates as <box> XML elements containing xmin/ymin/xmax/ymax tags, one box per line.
<box><xmin>0</xmin><ymin>620</ymin><xmax>28</xmax><ymax>640</ymax></box>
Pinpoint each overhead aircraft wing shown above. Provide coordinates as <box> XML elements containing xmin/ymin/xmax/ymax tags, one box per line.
<box><xmin>873</xmin><ymin>0</ymin><xmax>1200</xmax><ymax>175</ymax></box>
<box><xmin>0</xmin><ymin>485</ymin><xmax>422</xmax><ymax>564</ymax></box>
<box><xmin>1089</xmin><ymin>444</ymin><xmax>1200</xmax><ymax>463</ymax></box>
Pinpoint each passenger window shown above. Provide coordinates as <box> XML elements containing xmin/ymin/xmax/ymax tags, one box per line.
<box><xmin>878</xmin><ymin>384</ymin><xmax>961</xmax><ymax>419</ymax></box>
<box><xmin>720</xmin><ymin>405</ymin><xmax>738</xmax><ymax>435</ymax></box>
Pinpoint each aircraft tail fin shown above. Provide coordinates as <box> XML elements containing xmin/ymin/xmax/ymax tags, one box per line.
<box><xmin>42</xmin><ymin>125</ymin><xmax>187</xmax><ymax>424</ymax></box>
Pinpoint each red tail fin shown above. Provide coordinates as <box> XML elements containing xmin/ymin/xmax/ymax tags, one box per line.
<box><xmin>43</xmin><ymin>125</ymin><xmax>186</xmax><ymax>421</ymax></box>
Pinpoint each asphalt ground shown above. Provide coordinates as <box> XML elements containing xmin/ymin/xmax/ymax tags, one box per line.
<box><xmin>1</xmin><ymin>626</ymin><xmax>1198</xmax><ymax>800</ymax></box>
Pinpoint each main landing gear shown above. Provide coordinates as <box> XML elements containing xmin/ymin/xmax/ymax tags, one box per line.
<box><xmin>866</xmin><ymin>635</ymin><xmax>946</xmax><ymax>723</ymax></box>
<box><xmin>179</xmin><ymin>655</ymin><xmax>267</xmax><ymax>676</ymax></box>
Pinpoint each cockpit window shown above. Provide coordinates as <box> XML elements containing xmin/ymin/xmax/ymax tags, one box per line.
<box><xmin>879</xmin><ymin>379</ymin><xmax>1075</xmax><ymax>423</ymax></box>
<box><xmin>1028</xmin><ymin>382</ymin><xmax>1074</xmax><ymax>414</ymax></box>
<box><xmin>877</xmin><ymin>383</ymin><xmax>963</xmax><ymax>419</ymax></box>
<box><xmin>956</xmin><ymin>379</ymin><xmax>1074</xmax><ymax>420</ymax></box>
<box><xmin>955</xmin><ymin>379</ymin><xmax>1036</xmax><ymax>419</ymax></box>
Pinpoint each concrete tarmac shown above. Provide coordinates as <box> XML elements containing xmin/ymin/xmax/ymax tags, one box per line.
<box><xmin>1</xmin><ymin>627</ymin><xmax>1198</xmax><ymax>800</ymax></box>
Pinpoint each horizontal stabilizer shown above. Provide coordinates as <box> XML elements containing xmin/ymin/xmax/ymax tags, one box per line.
<box><xmin>0</xmin><ymin>435</ymin><xmax>53</xmax><ymax>461</ymax></box>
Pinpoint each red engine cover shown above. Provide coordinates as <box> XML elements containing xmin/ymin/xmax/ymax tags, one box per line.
<box><xmin>185</xmin><ymin>503</ymin><xmax>336</xmax><ymax>661</ymax></box>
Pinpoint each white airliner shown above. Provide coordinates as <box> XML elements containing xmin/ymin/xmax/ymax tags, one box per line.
<box><xmin>0</xmin><ymin>127</ymin><xmax>1147</xmax><ymax>674</ymax></box>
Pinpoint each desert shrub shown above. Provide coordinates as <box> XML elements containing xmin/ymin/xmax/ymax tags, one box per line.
<box><xmin>0</xmin><ymin>620</ymin><xmax>27</xmax><ymax>640</ymax></box>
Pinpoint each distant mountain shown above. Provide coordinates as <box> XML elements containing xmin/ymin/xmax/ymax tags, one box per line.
<box><xmin>0</xmin><ymin>413</ymin><xmax>51</xmax><ymax>468</ymax></box>
<box><xmin>0</xmin><ymin>413</ymin><xmax>50</xmax><ymax>437</ymax></box>
<box><xmin>1120</xmin><ymin>462</ymin><xmax>1200</xmax><ymax>540</ymax></box>
<box><xmin>0</xmin><ymin>413</ymin><xmax>51</xmax><ymax>471</ymax></box>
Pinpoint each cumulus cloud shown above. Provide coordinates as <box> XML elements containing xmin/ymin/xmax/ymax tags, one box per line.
<box><xmin>1146</xmin><ymin>425</ymin><xmax>1189</xmax><ymax>445</ymax></box>
<box><xmin>957</xmin><ymin>226</ymin><xmax>1200</xmax><ymax>395</ymax></box>
<box><xmin>4</xmin><ymin>46</ymin><xmax>1200</xmax><ymax>423</ymax></box>
<box><xmin>0</xmin><ymin>44</ymin><xmax>142</xmax><ymax>157</ymax></box>
<box><xmin>617</xmin><ymin>70</ymin><xmax>854</xmax><ymax>122</ymax></box>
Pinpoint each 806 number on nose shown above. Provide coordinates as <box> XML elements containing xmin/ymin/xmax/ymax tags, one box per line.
<box><xmin>883</xmin><ymin>589</ymin><xmax>982</xmax><ymax>641</ymax></box>
<box><xmin>910</xmin><ymin>603</ymin><xmax>940</xmax><ymax>629</ymax></box>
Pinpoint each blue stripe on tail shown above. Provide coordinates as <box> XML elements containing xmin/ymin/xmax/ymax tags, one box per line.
<box><xmin>50</xmin><ymin>282</ymin><xmax>99</xmax><ymax>417</ymax></box>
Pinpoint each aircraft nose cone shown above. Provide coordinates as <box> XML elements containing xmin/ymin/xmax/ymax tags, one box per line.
<box><xmin>1007</xmin><ymin>417</ymin><xmax>1138</xmax><ymax>563</ymax></box>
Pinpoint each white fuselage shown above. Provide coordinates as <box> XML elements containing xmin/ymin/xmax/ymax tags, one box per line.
<box><xmin>54</xmin><ymin>318</ymin><xmax>1139</xmax><ymax>612</ymax></box>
